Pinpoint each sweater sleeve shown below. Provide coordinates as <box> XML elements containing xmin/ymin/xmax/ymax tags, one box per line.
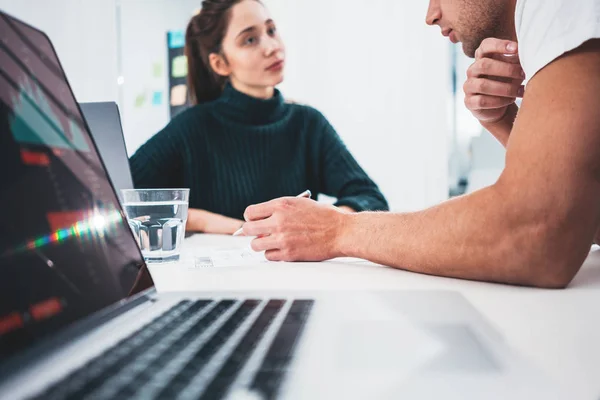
<box><xmin>313</xmin><ymin>110</ymin><xmax>389</xmax><ymax>212</ymax></box>
<box><xmin>129</xmin><ymin>118</ymin><xmax>186</xmax><ymax>189</ymax></box>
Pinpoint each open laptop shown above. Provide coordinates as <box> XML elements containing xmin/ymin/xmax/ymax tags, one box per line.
<box><xmin>79</xmin><ymin>102</ymin><xmax>134</xmax><ymax>193</ymax></box>
<box><xmin>0</xmin><ymin>10</ymin><xmax>566</xmax><ymax>400</ymax></box>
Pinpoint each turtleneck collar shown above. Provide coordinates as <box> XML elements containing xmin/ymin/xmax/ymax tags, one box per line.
<box><xmin>214</xmin><ymin>81</ymin><xmax>287</xmax><ymax>126</ymax></box>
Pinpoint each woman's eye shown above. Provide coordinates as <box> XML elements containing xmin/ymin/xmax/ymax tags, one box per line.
<box><xmin>268</xmin><ymin>27</ymin><xmax>277</xmax><ymax>35</ymax></box>
<box><xmin>244</xmin><ymin>36</ymin><xmax>257</xmax><ymax>45</ymax></box>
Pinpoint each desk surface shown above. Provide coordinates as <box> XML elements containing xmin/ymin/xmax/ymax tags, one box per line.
<box><xmin>148</xmin><ymin>234</ymin><xmax>600</xmax><ymax>400</ymax></box>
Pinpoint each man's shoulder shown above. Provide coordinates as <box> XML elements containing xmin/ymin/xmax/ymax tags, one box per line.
<box><xmin>516</xmin><ymin>0</ymin><xmax>600</xmax><ymax>78</ymax></box>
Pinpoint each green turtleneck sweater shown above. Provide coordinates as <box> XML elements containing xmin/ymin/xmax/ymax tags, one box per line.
<box><xmin>129</xmin><ymin>83</ymin><xmax>388</xmax><ymax>220</ymax></box>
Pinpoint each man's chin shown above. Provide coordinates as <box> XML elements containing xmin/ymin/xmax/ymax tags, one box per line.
<box><xmin>462</xmin><ymin>42</ymin><xmax>477</xmax><ymax>58</ymax></box>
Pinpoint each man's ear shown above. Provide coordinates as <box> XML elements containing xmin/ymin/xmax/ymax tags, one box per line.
<box><xmin>209</xmin><ymin>53</ymin><xmax>231</xmax><ymax>77</ymax></box>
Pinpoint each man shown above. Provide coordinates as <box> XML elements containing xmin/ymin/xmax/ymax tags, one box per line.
<box><xmin>241</xmin><ymin>0</ymin><xmax>600</xmax><ymax>288</ymax></box>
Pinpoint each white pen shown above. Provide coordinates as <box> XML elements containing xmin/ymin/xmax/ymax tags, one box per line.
<box><xmin>233</xmin><ymin>190</ymin><xmax>312</xmax><ymax>237</ymax></box>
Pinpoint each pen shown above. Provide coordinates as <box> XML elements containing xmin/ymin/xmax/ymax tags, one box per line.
<box><xmin>233</xmin><ymin>190</ymin><xmax>312</xmax><ymax>236</ymax></box>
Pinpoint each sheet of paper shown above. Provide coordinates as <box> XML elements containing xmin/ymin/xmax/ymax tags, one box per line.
<box><xmin>192</xmin><ymin>246</ymin><xmax>268</xmax><ymax>268</ymax></box>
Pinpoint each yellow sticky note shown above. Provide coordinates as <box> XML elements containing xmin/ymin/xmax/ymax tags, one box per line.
<box><xmin>172</xmin><ymin>56</ymin><xmax>188</xmax><ymax>78</ymax></box>
<box><xmin>171</xmin><ymin>85</ymin><xmax>187</xmax><ymax>106</ymax></box>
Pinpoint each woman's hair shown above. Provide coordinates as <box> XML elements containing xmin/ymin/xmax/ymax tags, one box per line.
<box><xmin>185</xmin><ymin>0</ymin><xmax>259</xmax><ymax>104</ymax></box>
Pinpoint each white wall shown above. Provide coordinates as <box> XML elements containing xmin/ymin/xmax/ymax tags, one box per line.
<box><xmin>264</xmin><ymin>0</ymin><xmax>450</xmax><ymax>210</ymax></box>
<box><xmin>116</xmin><ymin>0</ymin><xmax>200</xmax><ymax>155</ymax></box>
<box><xmin>0</xmin><ymin>0</ymin><xmax>119</xmax><ymax>103</ymax></box>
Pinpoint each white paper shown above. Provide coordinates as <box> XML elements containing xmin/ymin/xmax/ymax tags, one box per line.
<box><xmin>192</xmin><ymin>246</ymin><xmax>268</xmax><ymax>268</ymax></box>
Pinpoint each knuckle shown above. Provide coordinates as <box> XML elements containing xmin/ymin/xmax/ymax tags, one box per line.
<box><xmin>464</xmin><ymin>95</ymin><xmax>475</xmax><ymax>109</ymax></box>
<box><xmin>466</xmin><ymin>63</ymin><xmax>477</xmax><ymax>77</ymax></box>
<box><xmin>476</xmin><ymin>79</ymin><xmax>487</xmax><ymax>93</ymax></box>
<box><xmin>476</xmin><ymin>96</ymin><xmax>487</xmax><ymax>108</ymax></box>
<box><xmin>463</xmin><ymin>80</ymin><xmax>470</xmax><ymax>93</ymax></box>
<box><xmin>480</xmin><ymin>37</ymin><xmax>492</xmax><ymax>50</ymax></box>
<box><xmin>281</xmin><ymin>236</ymin><xmax>292</xmax><ymax>249</ymax></box>
<box><xmin>478</xmin><ymin>58</ymin><xmax>491</xmax><ymax>74</ymax></box>
<box><xmin>282</xmin><ymin>250</ymin><xmax>294</xmax><ymax>261</ymax></box>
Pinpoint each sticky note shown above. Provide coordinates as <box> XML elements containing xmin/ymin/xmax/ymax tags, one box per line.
<box><xmin>134</xmin><ymin>93</ymin><xmax>146</xmax><ymax>108</ymax></box>
<box><xmin>152</xmin><ymin>62</ymin><xmax>163</xmax><ymax>78</ymax></box>
<box><xmin>170</xmin><ymin>85</ymin><xmax>187</xmax><ymax>106</ymax></box>
<box><xmin>171</xmin><ymin>56</ymin><xmax>188</xmax><ymax>78</ymax></box>
<box><xmin>168</xmin><ymin>30</ymin><xmax>185</xmax><ymax>49</ymax></box>
<box><xmin>152</xmin><ymin>91</ymin><xmax>163</xmax><ymax>106</ymax></box>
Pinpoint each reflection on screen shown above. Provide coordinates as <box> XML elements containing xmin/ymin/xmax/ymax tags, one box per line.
<box><xmin>0</xmin><ymin>12</ymin><xmax>152</xmax><ymax>361</ymax></box>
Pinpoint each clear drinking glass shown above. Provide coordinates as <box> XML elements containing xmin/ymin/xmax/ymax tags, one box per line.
<box><xmin>121</xmin><ymin>189</ymin><xmax>190</xmax><ymax>263</ymax></box>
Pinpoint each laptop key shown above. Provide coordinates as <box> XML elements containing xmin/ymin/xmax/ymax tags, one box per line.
<box><xmin>198</xmin><ymin>299</ymin><xmax>285</xmax><ymax>400</ymax></box>
<box><xmin>154</xmin><ymin>299</ymin><xmax>261</xmax><ymax>399</ymax></box>
<box><xmin>31</xmin><ymin>300</ymin><xmax>209</xmax><ymax>400</ymax></box>
<box><xmin>110</xmin><ymin>300</ymin><xmax>239</xmax><ymax>398</ymax></box>
<box><xmin>250</xmin><ymin>300</ymin><xmax>314</xmax><ymax>400</ymax></box>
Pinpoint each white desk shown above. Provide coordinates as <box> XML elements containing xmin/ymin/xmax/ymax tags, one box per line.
<box><xmin>148</xmin><ymin>234</ymin><xmax>600</xmax><ymax>400</ymax></box>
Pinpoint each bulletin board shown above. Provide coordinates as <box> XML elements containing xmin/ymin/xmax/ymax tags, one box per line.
<box><xmin>167</xmin><ymin>30</ymin><xmax>191</xmax><ymax>118</ymax></box>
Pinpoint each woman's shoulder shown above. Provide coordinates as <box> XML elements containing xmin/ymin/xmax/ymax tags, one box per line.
<box><xmin>284</xmin><ymin>100</ymin><xmax>330</xmax><ymax>125</ymax></box>
<box><xmin>157</xmin><ymin>104</ymin><xmax>215</xmax><ymax>138</ymax></box>
<box><xmin>168</xmin><ymin>104</ymin><xmax>212</xmax><ymax>126</ymax></box>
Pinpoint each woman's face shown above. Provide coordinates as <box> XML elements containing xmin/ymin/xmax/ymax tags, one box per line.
<box><xmin>214</xmin><ymin>0</ymin><xmax>285</xmax><ymax>96</ymax></box>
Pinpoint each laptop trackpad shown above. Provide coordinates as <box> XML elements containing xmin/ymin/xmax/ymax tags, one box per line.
<box><xmin>423</xmin><ymin>324</ymin><xmax>501</xmax><ymax>372</ymax></box>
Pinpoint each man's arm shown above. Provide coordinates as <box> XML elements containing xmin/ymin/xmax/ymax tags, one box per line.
<box><xmin>244</xmin><ymin>40</ymin><xmax>600</xmax><ymax>288</ymax></box>
<box><xmin>337</xmin><ymin>40</ymin><xmax>600</xmax><ymax>287</ymax></box>
<box><xmin>479</xmin><ymin>103</ymin><xmax>518</xmax><ymax>148</ymax></box>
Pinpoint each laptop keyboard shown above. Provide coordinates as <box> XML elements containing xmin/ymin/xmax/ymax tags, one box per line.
<box><xmin>32</xmin><ymin>298</ymin><xmax>313</xmax><ymax>400</ymax></box>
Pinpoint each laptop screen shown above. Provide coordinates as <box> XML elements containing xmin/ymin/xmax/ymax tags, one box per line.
<box><xmin>0</xmin><ymin>12</ymin><xmax>152</xmax><ymax>360</ymax></box>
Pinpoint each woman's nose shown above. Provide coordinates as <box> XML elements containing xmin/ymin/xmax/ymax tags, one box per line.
<box><xmin>263</xmin><ymin>36</ymin><xmax>281</xmax><ymax>56</ymax></box>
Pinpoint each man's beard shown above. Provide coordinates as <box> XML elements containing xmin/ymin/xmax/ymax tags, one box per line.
<box><xmin>457</xmin><ymin>0</ymin><xmax>508</xmax><ymax>58</ymax></box>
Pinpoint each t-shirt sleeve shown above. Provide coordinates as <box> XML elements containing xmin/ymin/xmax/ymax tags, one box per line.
<box><xmin>516</xmin><ymin>0</ymin><xmax>600</xmax><ymax>79</ymax></box>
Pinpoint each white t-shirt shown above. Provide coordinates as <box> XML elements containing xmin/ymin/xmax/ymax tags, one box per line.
<box><xmin>515</xmin><ymin>0</ymin><xmax>600</xmax><ymax>79</ymax></box>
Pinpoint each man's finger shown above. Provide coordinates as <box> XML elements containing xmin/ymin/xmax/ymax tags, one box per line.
<box><xmin>244</xmin><ymin>199</ymin><xmax>281</xmax><ymax>222</ymax></box>
<box><xmin>468</xmin><ymin>58</ymin><xmax>525</xmax><ymax>80</ymax></box>
<box><xmin>250</xmin><ymin>234</ymin><xmax>280</xmax><ymax>252</ymax></box>
<box><xmin>465</xmin><ymin>94</ymin><xmax>516</xmax><ymax>110</ymax></box>
<box><xmin>243</xmin><ymin>218</ymin><xmax>277</xmax><ymax>237</ymax></box>
<box><xmin>265</xmin><ymin>249</ymin><xmax>284</xmax><ymax>262</ymax></box>
<box><xmin>464</xmin><ymin>78</ymin><xmax>522</xmax><ymax>98</ymax></box>
<box><xmin>476</xmin><ymin>38</ymin><xmax>518</xmax><ymax>59</ymax></box>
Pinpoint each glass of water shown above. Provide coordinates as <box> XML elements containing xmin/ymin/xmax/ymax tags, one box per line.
<box><xmin>121</xmin><ymin>189</ymin><xmax>190</xmax><ymax>263</ymax></box>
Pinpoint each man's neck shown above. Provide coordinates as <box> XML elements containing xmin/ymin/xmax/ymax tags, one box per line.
<box><xmin>506</xmin><ymin>0</ymin><xmax>518</xmax><ymax>42</ymax></box>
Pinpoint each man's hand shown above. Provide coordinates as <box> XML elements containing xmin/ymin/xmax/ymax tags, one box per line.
<box><xmin>243</xmin><ymin>198</ymin><xmax>346</xmax><ymax>261</ymax></box>
<box><xmin>464</xmin><ymin>38</ymin><xmax>525</xmax><ymax>146</ymax></box>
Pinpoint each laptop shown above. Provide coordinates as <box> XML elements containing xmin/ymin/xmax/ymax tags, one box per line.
<box><xmin>0</xmin><ymin>10</ymin><xmax>565</xmax><ymax>400</ymax></box>
<box><xmin>79</xmin><ymin>102</ymin><xmax>134</xmax><ymax>193</ymax></box>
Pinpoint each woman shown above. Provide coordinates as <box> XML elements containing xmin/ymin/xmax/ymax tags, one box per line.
<box><xmin>130</xmin><ymin>0</ymin><xmax>388</xmax><ymax>234</ymax></box>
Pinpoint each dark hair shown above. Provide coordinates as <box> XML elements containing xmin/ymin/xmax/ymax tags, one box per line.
<box><xmin>185</xmin><ymin>0</ymin><xmax>257</xmax><ymax>104</ymax></box>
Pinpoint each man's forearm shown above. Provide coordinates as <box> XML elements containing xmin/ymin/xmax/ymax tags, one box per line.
<box><xmin>335</xmin><ymin>182</ymin><xmax>583</xmax><ymax>288</ymax></box>
<box><xmin>481</xmin><ymin>103</ymin><xmax>519</xmax><ymax>148</ymax></box>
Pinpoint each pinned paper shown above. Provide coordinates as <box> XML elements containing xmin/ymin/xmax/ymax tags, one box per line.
<box><xmin>152</xmin><ymin>62</ymin><xmax>163</xmax><ymax>78</ymax></box>
<box><xmin>171</xmin><ymin>55</ymin><xmax>188</xmax><ymax>78</ymax></box>
<box><xmin>170</xmin><ymin>85</ymin><xmax>187</xmax><ymax>106</ymax></box>
<box><xmin>168</xmin><ymin>30</ymin><xmax>185</xmax><ymax>49</ymax></box>
<box><xmin>152</xmin><ymin>91</ymin><xmax>163</xmax><ymax>106</ymax></box>
<box><xmin>134</xmin><ymin>93</ymin><xmax>146</xmax><ymax>108</ymax></box>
